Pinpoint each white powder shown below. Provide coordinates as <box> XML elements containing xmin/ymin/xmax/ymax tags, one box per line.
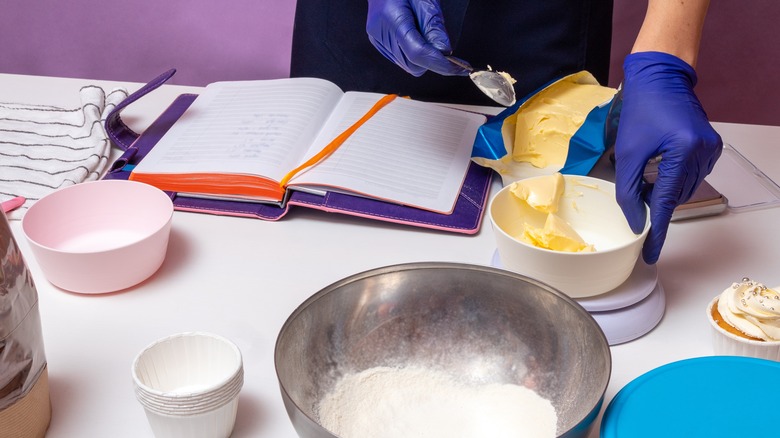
<box><xmin>317</xmin><ymin>366</ymin><xmax>558</xmax><ymax>438</ymax></box>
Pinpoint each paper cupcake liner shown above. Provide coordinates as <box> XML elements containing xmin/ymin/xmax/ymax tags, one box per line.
<box><xmin>143</xmin><ymin>395</ymin><xmax>239</xmax><ymax>438</ymax></box>
<box><xmin>707</xmin><ymin>298</ymin><xmax>780</xmax><ymax>361</ymax></box>
<box><xmin>133</xmin><ymin>332</ymin><xmax>242</xmax><ymax>391</ymax></box>
<box><xmin>132</xmin><ymin>332</ymin><xmax>244</xmax><ymax>417</ymax></box>
<box><xmin>135</xmin><ymin>366</ymin><xmax>244</xmax><ymax>403</ymax></box>
<box><xmin>136</xmin><ymin>369</ymin><xmax>243</xmax><ymax>415</ymax></box>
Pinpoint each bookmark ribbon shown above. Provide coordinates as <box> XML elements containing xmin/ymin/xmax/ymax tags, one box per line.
<box><xmin>279</xmin><ymin>93</ymin><xmax>398</xmax><ymax>188</ymax></box>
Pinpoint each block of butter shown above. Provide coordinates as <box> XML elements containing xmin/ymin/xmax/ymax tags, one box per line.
<box><xmin>508</xmin><ymin>173</ymin><xmax>595</xmax><ymax>253</ymax></box>
<box><xmin>522</xmin><ymin>212</ymin><xmax>595</xmax><ymax>253</ymax></box>
<box><xmin>471</xmin><ymin>71</ymin><xmax>617</xmax><ymax>187</ymax></box>
<box><xmin>509</xmin><ymin>171</ymin><xmax>564</xmax><ymax>214</ymax></box>
<box><xmin>513</xmin><ymin>74</ymin><xmax>616</xmax><ymax>168</ymax></box>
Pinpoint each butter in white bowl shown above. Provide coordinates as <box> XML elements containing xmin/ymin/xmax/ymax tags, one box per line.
<box><xmin>508</xmin><ymin>173</ymin><xmax>594</xmax><ymax>253</ymax></box>
<box><xmin>489</xmin><ymin>173</ymin><xmax>649</xmax><ymax>298</ymax></box>
<box><xmin>508</xmin><ymin>172</ymin><xmax>565</xmax><ymax>214</ymax></box>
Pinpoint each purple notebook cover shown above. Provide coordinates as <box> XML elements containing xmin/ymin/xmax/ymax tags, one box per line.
<box><xmin>103</xmin><ymin>69</ymin><xmax>494</xmax><ymax>234</ymax></box>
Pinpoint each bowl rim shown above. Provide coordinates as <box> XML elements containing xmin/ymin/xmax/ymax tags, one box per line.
<box><xmin>273</xmin><ymin>261</ymin><xmax>612</xmax><ymax>437</ymax></box>
<box><xmin>21</xmin><ymin>180</ymin><xmax>173</xmax><ymax>255</ymax></box>
<box><xmin>488</xmin><ymin>175</ymin><xmax>650</xmax><ymax>256</ymax></box>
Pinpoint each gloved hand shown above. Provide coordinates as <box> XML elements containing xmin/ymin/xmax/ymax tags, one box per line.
<box><xmin>614</xmin><ymin>51</ymin><xmax>723</xmax><ymax>264</ymax></box>
<box><xmin>366</xmin><ymin>0</ymin><xmax>470</xmax><ymax>76</ymax></box>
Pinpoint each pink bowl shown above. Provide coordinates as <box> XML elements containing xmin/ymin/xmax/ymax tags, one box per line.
<box><xmin>22</xmin><ymin>180</ymin><xmax>173</xmax><ymax>294</ymax></box>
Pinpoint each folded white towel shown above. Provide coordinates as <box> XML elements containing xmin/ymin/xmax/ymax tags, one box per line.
<box><xmin>0</xmin><ymin>85</ymin><xmax>128</xmax><ymax>220</ymax></box>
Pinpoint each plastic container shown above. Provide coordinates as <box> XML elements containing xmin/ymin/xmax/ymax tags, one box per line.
<box><xmin>601</xmin><ymin>356</ymin><xmax>780</xmax><ymax>437</ymax></box>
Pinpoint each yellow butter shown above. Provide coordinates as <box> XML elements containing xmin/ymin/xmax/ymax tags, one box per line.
<box><xmin>508</xmin><ymin>172</ymin><xmax>595</xmax><ymax>252</ymax></box>
<box><xmin>513</xmin><ymin>76</ymin><xmax>616</xmax><ymax>168</ymax></box>
<box><xmin>522</xmin><ymin>213</ymin><xmax>595</xmax><ymax>253</ymax></box>
<box><xmin>509</xmin><ymin>172</ymin><xmax>564</xmax><ymax>214</ymax></box>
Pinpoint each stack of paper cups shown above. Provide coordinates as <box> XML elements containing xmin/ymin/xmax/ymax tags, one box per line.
<box><xmin>131</xmin><ymin>332</ymin><xmax>244</xmax><ymax>438</ymax></box>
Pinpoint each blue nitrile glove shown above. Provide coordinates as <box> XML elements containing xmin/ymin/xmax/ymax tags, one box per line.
<box><xmin>366</xmin><ymin>0</ymin><xmax>470</xmax><ymax>76</ymax></box>
<box><xmin>614</xmin><ymin>51</ymin><xmax>723</xmax><ymax>264</ymax></box>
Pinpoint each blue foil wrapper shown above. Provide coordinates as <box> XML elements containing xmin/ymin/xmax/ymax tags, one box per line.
<box><xmin>472</xmin><ymin>71</ymin><xmax>616</xmax><ymax>181</ymax></box>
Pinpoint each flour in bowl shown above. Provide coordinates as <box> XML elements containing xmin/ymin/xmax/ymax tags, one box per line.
<box><xmin>317</xmin><ymin>365</ymin><xmax>557</xmax><ymax>438</ymax></box>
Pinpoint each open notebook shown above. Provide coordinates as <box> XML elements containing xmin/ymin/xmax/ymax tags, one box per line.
<box><xmin>103</xmin><ymin>70</ymin><xmax>495</xmax><ymax>234</ymax></box>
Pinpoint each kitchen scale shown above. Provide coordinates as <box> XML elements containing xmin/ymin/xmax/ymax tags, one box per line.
<box><xmin>491</xmin><ymin>250</ymin><xmax>665</xmax><ymax>345</ymax></box>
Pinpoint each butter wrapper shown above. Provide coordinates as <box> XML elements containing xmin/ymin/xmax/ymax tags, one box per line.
<box><xmin>472</xmin><ymin>71</ymin><xmax>616</xmax><ymax>185</ymax></box>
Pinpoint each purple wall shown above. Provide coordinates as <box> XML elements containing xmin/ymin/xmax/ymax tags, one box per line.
<box><xmin>1</xmin><ymin>0</ymin><xmax>295</xmax><ymax>86</ymax></box>
<box><xmin>2</xmin><ymin>0</ymin><xmax>777</xmax><ymax>125</ymax></box>
<box><xmin>610</xmin><ymin>0</ymin><xmax>780</xmax><ymax>126</ymax></box>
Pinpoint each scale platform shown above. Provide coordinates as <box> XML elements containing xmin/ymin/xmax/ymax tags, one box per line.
<box><xmin>491</xmin><ymin>250</ymin><xmax>665</xmax><ymax>345</ymax></box>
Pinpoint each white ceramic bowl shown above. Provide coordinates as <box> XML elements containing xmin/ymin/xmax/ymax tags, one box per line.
<box><xmin>489</xmin><ymin>175</ymin><xmax>649</xmax><ymax>298</ymax></box>
<box><xmin>21</xmin><ymin>180</ymin><xmax>173</xmax><ymax>294</ymax></box>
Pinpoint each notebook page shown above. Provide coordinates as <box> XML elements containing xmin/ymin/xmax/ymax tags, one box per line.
<box><xmin>289</xmin><ymin>92</ymin><xmax>486</xmax><ymax>214</ymax></box>
<box><xmin>131</xmin><ymin>78</ymin><xmax>344</xmax><ymax>182</ymax></box>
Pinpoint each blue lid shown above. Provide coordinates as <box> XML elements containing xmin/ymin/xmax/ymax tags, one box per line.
<box><xmin>601</xmin><ymin>356</ymin><xmax>780</xmax><ymax>437</ymax></box>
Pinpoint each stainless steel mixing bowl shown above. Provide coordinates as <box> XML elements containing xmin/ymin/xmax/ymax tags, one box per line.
<box><xmin>274</xmin><ymin>262</ymin><xmax>611</xmax><ymax>438</ymax></box>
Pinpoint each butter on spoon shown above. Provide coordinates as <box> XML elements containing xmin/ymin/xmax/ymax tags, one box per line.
<box><xmin>446</xmin><ymin>56</ymin><xmax>517</xmax><ymax>107</ymax></box>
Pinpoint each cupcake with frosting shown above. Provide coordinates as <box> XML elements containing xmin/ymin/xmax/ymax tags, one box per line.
<box><xmin>708</xmin><ymin>278</ymin><xmax>780</xmax><ymax>361</ymax></box>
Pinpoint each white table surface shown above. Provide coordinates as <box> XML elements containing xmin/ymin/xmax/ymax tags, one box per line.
<box><xmin>3</xmin><ymin>73</ymin><xmax>779</xmax><ymax>438</ymax></box>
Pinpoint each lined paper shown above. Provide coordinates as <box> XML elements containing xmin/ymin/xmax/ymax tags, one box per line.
<box><xmin>292</xmin><ymin>92</ymin><xmax>485</xmax><ymax>213</ymax></box>
<box><xmin>130</xmin><ymin>78</ymin><xmax>486</xmax><ymax>213</ymax></box>
<box><xmin>134</xmin><ymin>78</ymin><xmax>344</xmax><ymax>181</ymax></box>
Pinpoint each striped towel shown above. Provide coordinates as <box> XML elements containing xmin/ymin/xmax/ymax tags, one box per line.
<box><xmin>0</xmin><ymin>85</ymin><xmax>128</xmax><ymax>220</ymax></box>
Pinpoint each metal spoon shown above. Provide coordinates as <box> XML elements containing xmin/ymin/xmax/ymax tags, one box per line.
<box><xmin>446</xmin><ymin>56</ymin><xmax>517</xmax><ymax>107</ymax></box>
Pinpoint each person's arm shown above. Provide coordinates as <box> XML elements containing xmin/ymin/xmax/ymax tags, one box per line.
<box><xmin>614</xmin><ymin>0</ymin><xmax>723</xmax><ymax>264</ymax></box>
<box><xmin>632</xmin><ymin>0</ymin><xmax>711</xmax><ymax>66</ymax></box>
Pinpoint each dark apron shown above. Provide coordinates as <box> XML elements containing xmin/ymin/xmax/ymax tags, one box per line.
<box><xmin>291</xmin><ymin>0</ymin><xmax>613</xmax><ymax>105</ymax></box>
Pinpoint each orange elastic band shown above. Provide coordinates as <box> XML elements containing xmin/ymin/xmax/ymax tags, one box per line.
<box><xmin>279</xmin><ymin>93</ymin><xmax>398</xmax><ymax>188</ymax></box>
